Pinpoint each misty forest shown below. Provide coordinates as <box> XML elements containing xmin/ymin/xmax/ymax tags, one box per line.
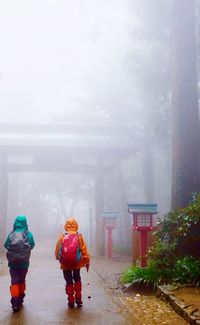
<box><xmin>0</xmin><ymin>0</ymin><xmax>200</xmax><ymax>258</ymax></box>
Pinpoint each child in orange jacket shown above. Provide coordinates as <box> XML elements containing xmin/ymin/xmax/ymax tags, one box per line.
<box><xmin>55</xmin><ymin>217</ymin><xmax>90</xmax><ymax>308</ymax></box>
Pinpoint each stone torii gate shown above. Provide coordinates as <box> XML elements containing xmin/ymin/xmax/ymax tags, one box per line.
<box><xmin>0</xmin><ymin>123</ymin><xmax>137</xmax><ymax>254</ymax></box>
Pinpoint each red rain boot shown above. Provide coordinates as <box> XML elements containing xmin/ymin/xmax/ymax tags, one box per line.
<box><xmin>66</xmin><ymin>284</ymin><xmax>74</xmax><ymax>308</ymax></box>
<box><xmin>10</xmin><ymin>284</ymin><xmax>20</xmax><ymax>312</ymax></box>
<box><xmin>19</xmin><ymin>283</ymin><xmax>26</xmax><ymax>305</ymax></box>
<box><xmin>74</xmin><ymin>281</ymin><xmax>83</xmax><ymax>307</ymax></box>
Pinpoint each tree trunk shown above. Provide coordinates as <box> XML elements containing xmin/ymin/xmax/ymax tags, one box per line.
<box><xmin>171</xmin><ymin>0</ymin><xmax>200</xmax><ymax>209</ymax></box>
<box><xmin>143</xmin><ymin>137</ymin><xmax>154</xmax><ymax>203</ymax></box>
<box><xmin>95</xmin><ymin>157</ymin><xmax>105</xmax><ymax>255</ymax></box>
<box><xmin>114</xmin><ymin>158</ymin><xmax>131</xmax><ymax>248</ymax></box>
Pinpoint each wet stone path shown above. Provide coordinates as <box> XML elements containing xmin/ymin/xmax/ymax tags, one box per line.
<box><xmin>92</xmin><ymin>256</ymin><xmax>189</xmax><ymax>325</ymax></box>
<box><xmin>0</xmin><ymin>246</ymin><xmax>136</xmax><ymax>325</ymax></box>
<box><xmin>119</xmin><ymin>294</ymin><xmax>189</xmax><ymax>324</ymax></box>
<box><xmin>0</xmin><ymin>247</ymin><xmax>190</xmax><ymax>324</ymax></box>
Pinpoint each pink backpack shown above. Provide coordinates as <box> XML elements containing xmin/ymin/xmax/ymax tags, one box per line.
<box><xmin>59</xmin><ymin>233</ymin><xmax>81</xmax><ymax>267</ymax></box>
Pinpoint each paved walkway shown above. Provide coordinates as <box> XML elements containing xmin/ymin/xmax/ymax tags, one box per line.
<box><xmin>1</xmin><ymin>245</ymin><xmax>192</xmax><ymax>325</ymax></box>
<box><xmin>0</xmin><ymin>245</ymin><xmax>136</xmax><ymax>325</ymax></box>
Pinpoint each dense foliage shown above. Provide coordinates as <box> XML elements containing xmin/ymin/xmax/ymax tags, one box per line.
<box><xmin>121</xmin><ymin>195</ymin><xmax>200</xmax><ymax>287</ymax></box>
<box><xmin>155</xmin><ymin>193</ymin><xmax>200</xmax><ymax>258</ymax></box>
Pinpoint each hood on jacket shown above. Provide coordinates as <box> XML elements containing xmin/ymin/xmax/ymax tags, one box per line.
<box><xmin>13</xmin><ymin>215</ymin><xmax>28</xmax><ymax>232</ymax></box>
<box><xmin>64</xmin><ymin>218</ymin><xmax>78</xmax><ymax>233</ymax></box>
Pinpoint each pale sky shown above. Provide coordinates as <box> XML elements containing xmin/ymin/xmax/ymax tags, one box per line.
<box><xmin>0</xmin><ymin>0</ymin><xmax>134</xmax><ymax>123</ymax></box>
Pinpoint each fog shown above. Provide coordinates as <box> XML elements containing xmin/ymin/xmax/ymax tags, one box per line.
<box><xmin>1</xmin><ymin>0</ymin><xmax>191</xmax><ymax>254</ymax></box>
<box><xmin>0</xmin><ymin>0</ymin><xmax>136</xmax><ymax>123</ymax></box>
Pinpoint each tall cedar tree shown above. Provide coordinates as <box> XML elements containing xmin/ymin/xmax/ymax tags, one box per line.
<box><xmin>171</xmin><ymin>0</ymin><xmax>200</xmax><ymax>209</ymax></box>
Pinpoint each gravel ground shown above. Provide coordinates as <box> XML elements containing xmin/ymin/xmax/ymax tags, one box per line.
<box><xmin>91</xmin><ymin>256</ymin><xmax>191</xmax><ymax>325</ymax></box>
<box><xmin>91</xmin><ymin>255</ymin><xmax>131</xmax><ymax>295</ymax></box>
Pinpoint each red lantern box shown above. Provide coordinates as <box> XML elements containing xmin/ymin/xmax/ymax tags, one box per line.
<box><xmin>127</xmin><ymin>204</ymin><xmax>158</xmax><ymax>267</ymax></box>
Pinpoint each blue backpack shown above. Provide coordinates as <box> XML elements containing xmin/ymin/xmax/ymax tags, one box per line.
<box><xmin>6</xmin><ymin>231</ymin><xmax>31</xmax><ymax>264</ymax></box>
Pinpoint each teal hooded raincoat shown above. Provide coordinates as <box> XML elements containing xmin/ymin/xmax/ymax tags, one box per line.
<box><xmin>4</xmin><ymin>215</ymin><xmax>35</xmax><ymax>269</ymax></box>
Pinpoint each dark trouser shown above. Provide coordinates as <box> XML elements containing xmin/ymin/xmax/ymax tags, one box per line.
<box><xmin>63</xmin><ymin>269</ymin><xmax>82</xmax><ymax>305</ymax></box>
<box><xmin>63</xmin><ymin>269</ymin><xmax>81</xmax><ymax>285</ymax></box>
<box><xmin>10</xmin><ymin>268</ymin><xmax>28</xmax><ymax>307</ymax></box>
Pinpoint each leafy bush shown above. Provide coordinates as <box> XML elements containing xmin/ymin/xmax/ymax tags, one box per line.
<box><xmin>121</xmin><ymin>258</ymin><xmax>173</xmax><ymax>287</ymax></box>
<box><xmin>155</xmin><ymin>194</ymin><xmax>200</xmax><ymax>258</ymax></box>
<box><xmin>121</xmin><ymin>256</ymin><xmax>200</xmax><ymax>288</ymax></box>
<box><xmin>120</xmin><ymin>265</ymin><xmax>138</xmax><ymax>284</ymax></box>
<box><xmin>120</xmin><ymin>262</ymin><xmax>158</xmax><ymax>289</ymax></box>
<box><xmin>173</xmin><ymin>256</ymin><xmax>200</xmax><ymax>284</ymax></box>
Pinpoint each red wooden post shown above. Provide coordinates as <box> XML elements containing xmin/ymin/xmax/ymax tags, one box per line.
<box><xmin>100</xmin><ymin>211</ymin><xmax>119</xmax><ymax>259</ymax></box>
<box><xmin>107</xmin><ymin>226</ymin><xmax>113</xmax><ymax>258</ymax></box>
<box><xmin>140</xmin><ymin>230</ymin><xmax>148</xmax><ymax>267</ymax></box>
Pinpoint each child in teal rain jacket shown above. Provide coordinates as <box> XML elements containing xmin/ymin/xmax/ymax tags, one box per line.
<box><xmin>4</xmin><ymin>215</ymin><xmax>35</xmax><ymax>312</ymax></box>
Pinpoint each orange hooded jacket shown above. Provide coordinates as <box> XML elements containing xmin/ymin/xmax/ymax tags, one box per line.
<box><xmin>55</xmin><ymin>218</ymin><xmax>90</xmax><ymax>270</ymax></box>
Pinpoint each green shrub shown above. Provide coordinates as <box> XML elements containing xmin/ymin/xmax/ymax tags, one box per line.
<box><xmin>121</xmin><ymin>256</ymin><xmax>200</xmax><ymax>288</ymax></box>
<box><xmin>121</xmin><ymin>263</ymin><xmax>158</xmax><ymax>289</ymax></box>
<box><xmin>155</xmin><ymin>194</ymin><xmax>200</xmax><ymax>258</ymax></box>
<box><xmin>120</xmin><ymin>265</ymin><xmax>138</xmax><ymax>284</ymax></box>
<box><xmin>173</xmin><ymin>256</ymin><xmax>200</xmax><ymax>284</ymax></box>
<box><xmin>121</xmin><ymin>258</ymin><xmax>173</xmax><ymax>287</ymax></box>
